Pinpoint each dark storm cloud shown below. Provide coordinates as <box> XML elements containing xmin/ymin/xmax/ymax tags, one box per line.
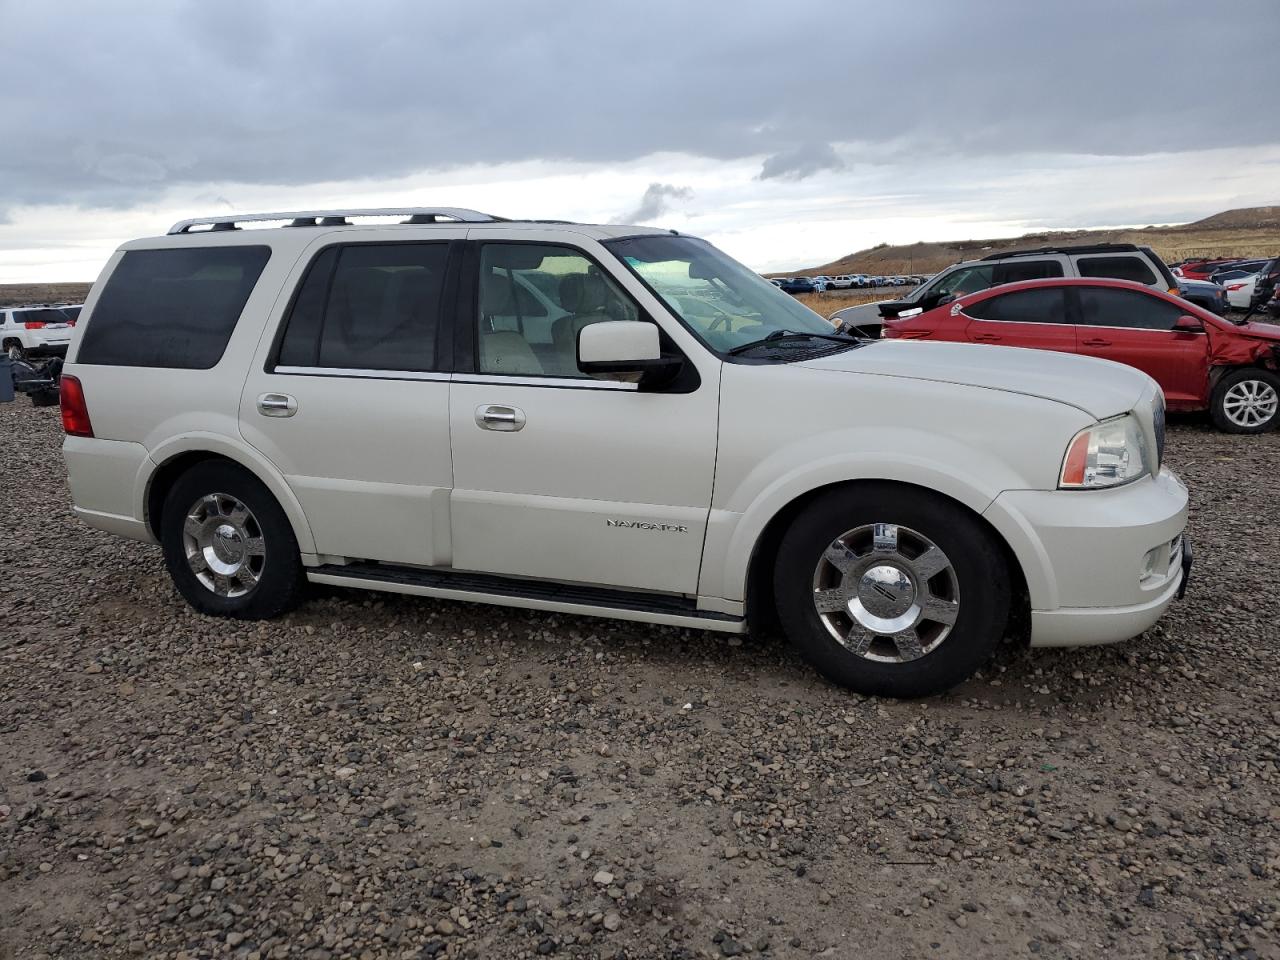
<box><xmin>619</xmin><ymin>183</ymin><xmax>693</xmax><ymax>222</ymax></box>
<box><xmin>2</xmin><ymin>0</ymin><xmax>1277</xmax><ymax>211</ymax></box>
<box><xmin>758</xmin><ymin>143</ymin><xmax>844</xmax><ymax>181</ymax></box>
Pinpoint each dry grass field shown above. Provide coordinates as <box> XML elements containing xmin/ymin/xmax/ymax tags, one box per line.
<box><xmin>0</xmin><ymin>282</ymin><xmax>92</xmax><ymax>307</ymax></box>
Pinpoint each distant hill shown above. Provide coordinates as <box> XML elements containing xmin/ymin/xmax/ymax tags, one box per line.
<box><xmin>780</xmin><ymin>205</ymin><xmax>1280</xmax><ymax>278</ymax></box>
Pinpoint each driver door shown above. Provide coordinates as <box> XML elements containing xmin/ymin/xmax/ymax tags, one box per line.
<box><xmin>447</xmin><ymin>234</ymin><xmax>720</xmax><ymax>595</ymax></box>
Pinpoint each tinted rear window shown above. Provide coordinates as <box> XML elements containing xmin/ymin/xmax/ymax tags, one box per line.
<box><xmin>276</xmin><ymin>242</ymin><xmax>449</xmax><ymax>372</ymax></box>
<box><xmin>16</xmin><ymin>308</ymin><xmax>70</xmax><ymax>325</ymax></box>
<box><xmin>1076</xmin><ymin>255</ymin><xmax>1158</xmax><ymax>285</ymax></box>
<box><xmin>77</xmin><ymin>246</ymin><xmax>271</xmax><ymax>368</ymax></box>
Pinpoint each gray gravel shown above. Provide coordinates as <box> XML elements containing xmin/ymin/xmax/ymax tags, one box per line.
<box><xmin>2</xmin><ymin>399</ymin><xmax>1279</xmax><ymax>960</ymax></box>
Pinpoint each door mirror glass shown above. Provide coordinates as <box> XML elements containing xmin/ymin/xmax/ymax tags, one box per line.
<box><xmin>1173</xmin><ymin>314</ymin><xmax>1204</xmax><ymax>332</ymax></box>
<box><xmin>577</xmin><ymin>321</ymin><xmax>680</xmax><ymax>386</ymax></box>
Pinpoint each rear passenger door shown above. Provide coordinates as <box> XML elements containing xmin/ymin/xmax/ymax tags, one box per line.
<box><xmin>240</xmin><ymin>231</ymin><xmax>464</xmax><ymax>567</ymax></box>
<box><xmin>961</xmin><ymin>286</ymin><xmax>1076</xmax><ymax>354</ymax></box>
<box><xmin>1072</xmin><ymin>285</ymin><xmax>1209</xmax><ymax>405</ymax></box>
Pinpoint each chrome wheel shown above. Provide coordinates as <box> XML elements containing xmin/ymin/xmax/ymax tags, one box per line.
<box><xmin>1222</xmin><ymin>379</ymin><xmax>1279</xmax><ymax>428</ymax></box>
<box><xmin>181</xmin><ymin>493</ymin><xmax>266</xmax><ymax>598</ymax></box>
<box><xmin>811</xmin><ymin>523</ymin><xmax>960</xmax><ymax>663</ymax></box>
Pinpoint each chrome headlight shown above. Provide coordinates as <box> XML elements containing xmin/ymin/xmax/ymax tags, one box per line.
<box><xmin>1059</xmin><ymin>414</ymin><xmax>1151</xmax><ymax>489</ymax></box>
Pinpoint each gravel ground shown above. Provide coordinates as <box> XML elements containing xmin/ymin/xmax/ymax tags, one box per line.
<box><xmin>2</xmin><ymin>400</ymin><xmax>1279</xmax><ymax>960</ymax></box>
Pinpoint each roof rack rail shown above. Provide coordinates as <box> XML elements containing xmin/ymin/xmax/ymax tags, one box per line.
<box><xmin>979</xmin><ymin>242</ymin><xmax>1140</xmax><ymax>261</ymax></box>
<box><xmin>168</xmin><ymin>207</ymin><xmax>502</xmax><ymax>235</ymax></box>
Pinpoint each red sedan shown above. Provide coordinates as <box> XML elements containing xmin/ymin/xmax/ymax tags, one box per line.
<box><xmin>882</xmin><ymin>278</ymin><xmax>1280</xmax><ymax>433</ymax></box>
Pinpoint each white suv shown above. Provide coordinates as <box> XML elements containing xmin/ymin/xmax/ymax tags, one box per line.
<box><xmin>1</xmin><ymin>305</ymin><xmax>75</xmax><ymax>359</ymax></box>
<box><xmin>60</xmin><ymin>208</ymin><xmax>1191</xmax><ymax>697</ymax></box>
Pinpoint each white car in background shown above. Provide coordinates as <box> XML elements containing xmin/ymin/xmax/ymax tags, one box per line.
<box><xmin>60</xmin><ymin>206</ymin><xmax>1190</xmax><ymax>699</ymax></box>
<box><xmin>828</xmin><ymin>275</ymin><xmax>855</xmax><ymax>289</ymax></box>
<box><xmin>1217</xmin><ymin>271</ymin><xmax>1260</xmax><ymax>310</ymax></box>
<box><xmin>0</xmin><ymin>305</ymin><xmax>76</xmax><ymax>359</ymax></box>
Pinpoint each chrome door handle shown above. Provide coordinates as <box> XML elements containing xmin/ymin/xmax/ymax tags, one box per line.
<box><xmin>257</xmin><ymin>393</ymin><xmax>298</xmax><ymax>417</ymax></box>
<box><xmin>476</xmin><ymin>404</ymin><xmax>526</xmax><ymax>432</ymax></box>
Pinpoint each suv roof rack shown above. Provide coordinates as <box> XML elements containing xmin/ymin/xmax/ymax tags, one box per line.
<box><xmin>979</xmin><ymin>242</ymin><xmax>1141</xmax><ymax>261</ymax></box>
<box><xmin>168</xmin><ymin>207</ymin><xmax>503</xmax><ymax>235</ymax></box>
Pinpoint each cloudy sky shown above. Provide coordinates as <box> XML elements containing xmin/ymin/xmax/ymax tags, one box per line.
<box><xmin>2</xmin><ymin>0</ymin><xmax>1278</xmax><ymax>282</ymax></box>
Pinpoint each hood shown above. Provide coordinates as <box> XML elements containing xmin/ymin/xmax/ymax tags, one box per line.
<box><xmin>799</xmin><ymin>340</ymin><xmax>1151</xmax><ymax>420</ymax></box>
<box><xmin>1233</xmin><ymin>320</ymin><xmax>1280</xmax><ymax>341</ymax></box>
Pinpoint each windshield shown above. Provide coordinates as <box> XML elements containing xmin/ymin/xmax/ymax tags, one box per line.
<box><xmin>604</xmin><ymin>235</ymin><xmax>839</xmax><ymax>354</ymax></box>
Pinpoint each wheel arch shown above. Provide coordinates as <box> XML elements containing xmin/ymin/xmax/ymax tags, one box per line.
<box><xmin>142</xmin><ymin>435</ymin><xmax>317</xmax><ymax>555</ymax></box>
<box><xmin>743</xmin><ymin>478</ymin><xmax>1030</xmax><ymax>643</ymax></box>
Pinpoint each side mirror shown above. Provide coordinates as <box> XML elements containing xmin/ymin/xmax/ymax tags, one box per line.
<box><xmin>577</xmin><ymin>321</ymin><xmax>682</xmax><ymax>387</ymax></box>
<box><xmin>1173</xmin><ymin>315</ymin><xmax>1204</xmax><ymax>332</ymax></box>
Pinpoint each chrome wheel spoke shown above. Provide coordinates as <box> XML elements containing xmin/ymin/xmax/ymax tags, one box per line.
<box><xmin>243</xmin><ymin>536</ymin><xmax>266</xmax><ymax>558</ymax></box>
<box><xmin>212</xmin><ymin>572</ymin><xmax>232</xmax><ymax>596</ymax></box>
<box><xmin>843</xmin><ymin>627</ymin><xmax>875</xmax><ymax>656</ymax></box>
<box><xmin>920</xmin><ymin>594</ymin><xmax>959</xmax><ymax>625</ymax></box>
<box><xmin>183</xmin><ymin>514</ymin><xmax>203</xmax><ymax>538</ymax></box>
<box><xmin>913</xmin><ymin>546</ymin><xmax>951</xmax><ymax>580</ymax></box>
<box><xmin>823</xmin><ymin>543</ymin><xmax>858</xmax><ymax>575</ymax></box>
<box><xmin>187</xmin><ymin>551</ymin><xmax>208</xmax><ymax>573</ymax></box>
<box><xmin>813</xmin><ymin>588</ymin><xmax>852</xmax><ymax>614</ymax></box>
<box><xmin>890</xmin><ymin>628</ymin><xmax>925</xmax><ymax>661</ymax></box>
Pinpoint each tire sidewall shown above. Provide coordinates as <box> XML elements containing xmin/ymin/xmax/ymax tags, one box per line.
<box><xmin>161</xmin><ymin>461</ymin><xmax>304</xmax><ymax>619</ymax></box>
<box><xmin>774</xmin><ymin>485</ymin><xmax>1010</xmax><ymax>698</ymax></box>
<box><xmin>1211</xmin><ymin>369</ymin><xmax>1280</xmax><ymax>434</ymax></box>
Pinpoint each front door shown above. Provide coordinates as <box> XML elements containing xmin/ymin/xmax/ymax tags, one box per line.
<box><xmin>1072</xmin><ymin>285</ymin><xmax>1209</xmax><ymax>406</ymax></box>
<box><xmin>240</xmin><ymin>231</ymin><xmax>463</xmax><ymax>566</ymax></box>
<box><xmin>447</xmin><ymin>237</ymin><xmax>719</xmax><ymax>595</ymax></box>
<box><xmin>961</xmin><ymin>285</ymin><xmax>1076</xmax><ymax>353</ymax></box>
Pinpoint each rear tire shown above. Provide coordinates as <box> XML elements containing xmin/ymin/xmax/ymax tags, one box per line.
<box><xmin>774</xmin><ymin>484</ymin><xmax>1010</xmax><ymax>698</ymax></box>
<box><xmin>1210</xmin><ymin>369</ymin><xmax>1280</xmax><ymax>434</ymax></box>
<box><xmin>4</xmin><ymin>340</ymin><xmax>24</xmax><ymax>361</ymax></box>
<box><xmin>161</xmin><ymin>461</ymin><xmax>306</xmax><ymax>619</ymax></box>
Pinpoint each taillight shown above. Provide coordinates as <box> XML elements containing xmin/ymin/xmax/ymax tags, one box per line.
<box><xmin>1226</xmin><ymin>282</ymin><xmax>1246</xmax><ymax>291</ymax></box>
<box><xmin>24</xmin><ymin>321</ymin><xmax>46</xmax><ymax>329</ymax></box>
<box><xmin>59</xmin><ymin>375</ymin><xmax>93</xmax><ymax>438</ymax></box>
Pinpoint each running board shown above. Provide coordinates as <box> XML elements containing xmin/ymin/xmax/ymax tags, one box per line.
<box><xmin>307</xmin><ymin>562</ymin><xmax>747</xmax><ymax>633</ymax></box>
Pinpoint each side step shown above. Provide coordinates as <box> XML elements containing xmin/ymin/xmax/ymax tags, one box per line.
<box><xmin>307</xmin><ymin>562</ymin><xmax>747</xmax><ymax>633</ymax></box>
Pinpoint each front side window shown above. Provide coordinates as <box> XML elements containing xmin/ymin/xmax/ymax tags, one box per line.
<box><xmin>965</xmin><ymin>287</ymin><xmax>1068</xmax><ymax>324</ymax></box>
<box><xmin>930</xmin><ymin>264</ymin><xmax>996</xmax><ymax>299</ymax></box>
<box><xmin>476</xmin><ymin>243</ymin><xmax>639</xmax><ymax>378</ymax></box>
<box><xmin>1077</xmin><ymin>287</ymin><xmax>1186</xmax><ymax>330</ymax></box>
<box><xmin>604</xmin><ymin>235</ymin><xmax>837</xmax><ymax>354</ymax></box>
<box><xmin>278</xmin><ymin>242</ymin><xmax>448</xmax><ymax>371</ymax></box>
<box><xmin>77</xmin><ymin>246</ymin><xmax>271</xmax><ymax>369</ymax></box>
<box><xmin>1076</xmin><ymin>256</ymin><xmax>1158</xmax><ymax>285</ymax></box>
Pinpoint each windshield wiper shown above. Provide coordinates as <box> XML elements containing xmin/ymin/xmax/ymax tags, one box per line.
<box><xmin>726</xmin><ymin>329</ymin><xmax>860</xmax><ymax>356</ymax></box>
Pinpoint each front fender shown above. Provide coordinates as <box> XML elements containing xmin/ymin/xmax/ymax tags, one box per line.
<box><xmin>702</xmin><ymin>428</ymin><xmax>1029</xmax><ymax>602</ymax></box>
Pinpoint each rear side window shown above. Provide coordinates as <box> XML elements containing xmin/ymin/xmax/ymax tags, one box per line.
<box><xmin>77</xmin><ymin>246</ymin><xmax>270</xmax><ymax>368</ymax></box>
<box><xmin>1077</xmin><ymin>287</ymin><xmax>1186</xmax><ymax>330</ymax></box>
<box><xmin>991</xmin><ymin>260</ymin><xmax>1064</xmax><ymax>284</ymax></box>
<box><xmin>1076</xmin><ymin>256</ymin><xmax>1158</xmax><ymax>285</ymax></box>
<box><xmin>966</xmin><ymin>287</ymin><xmax>1068</xmax><ymax>323</ymax></box>
<box><xmin>277</xmin><ymin>242</ymin><xmax>449</xmax><ymax>372</ymax></box>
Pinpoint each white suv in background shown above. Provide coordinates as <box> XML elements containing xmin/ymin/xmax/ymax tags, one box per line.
<box><xmin>60</xmin><ymin>208</ymin><xmax>1190</xmax><ymax>698</ymax></box>
<box><xmin>1</xmin><ymin>305</ymin><xmax>75</xmax><ymax>359</ymax></box>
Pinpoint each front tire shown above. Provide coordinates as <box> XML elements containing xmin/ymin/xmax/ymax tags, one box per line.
<box><xmin>161</xmin><ymin>461</ymin><xmax>306</xmax><ymax>619</ymax></box>
<box><xmin>1210</xmin><ymin>368</ymin><xmax>1280</xmax><ymax>434</ymax></box>
<box><xmin>774</xmin><ymin>484</ymin><xmax>1010</xmax><ymax>698</ymax></box>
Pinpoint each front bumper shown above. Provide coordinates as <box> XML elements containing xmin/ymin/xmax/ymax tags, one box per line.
<box><xmin>983</xmin><ymin>468</ymin><xmax>1189</xmax><ymax>648</ymax></box>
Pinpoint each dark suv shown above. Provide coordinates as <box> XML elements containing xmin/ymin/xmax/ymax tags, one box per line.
<box><xmin>830</xmin><ymin>243</ymin><xmax>1179</xmax><ymax>336</ymax></box>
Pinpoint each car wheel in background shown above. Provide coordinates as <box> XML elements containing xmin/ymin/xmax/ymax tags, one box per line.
<box><xmin>161</xmin><ymin>461</ymin><xmax>307</xmax><ymax>619</ymax></box>
<box><xmin>773</xmin><ymin>483</ymin><xmax>1010</xmax><ymax>698</ymax></box>
<box><xmin>4</xmin><ymin>341</ymin><xmax>24</xmax><ymax>361</ymax></box>
<box><xmin>1211</xmin><ymin>369</ymin><xmax>1280</xmax><ymax>433</ymax></box>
